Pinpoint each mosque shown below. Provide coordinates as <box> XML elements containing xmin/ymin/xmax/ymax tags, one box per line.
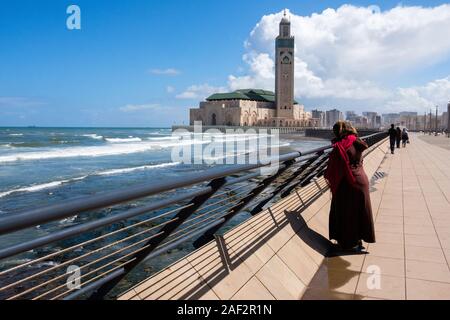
<box><xmin>189</xmin><ymin>12</ymin><xmax>315</xmax><ymax>127</ymax></box>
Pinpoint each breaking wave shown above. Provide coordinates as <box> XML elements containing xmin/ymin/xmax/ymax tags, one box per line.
<box><xmin>0</xmin><ymin>162</ymin><xmax>180</xmax><ymax>198</ymax></box>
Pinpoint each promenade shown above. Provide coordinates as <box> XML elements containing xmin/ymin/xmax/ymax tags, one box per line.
<box><xmin>305</xmin><ymin>134</ymin><xmax>450</xmax><ymax>300</ymax></box>
<box><xmin>119</xmin><ymin>134</ymin><xmax>450</xmax><ymax>300</ymax></box>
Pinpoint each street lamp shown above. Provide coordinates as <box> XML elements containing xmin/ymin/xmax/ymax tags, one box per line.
<box><xmin>435</xmin><ymin>105</ymin><xmax>439</xmax><ymax>136</ymax></box>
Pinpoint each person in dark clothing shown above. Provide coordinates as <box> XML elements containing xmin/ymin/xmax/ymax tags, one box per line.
<box><xmin>396</xmin><ymin>127</ymin><xmax>402</xmax><ymax>148</ymax></box>
<box><xmin>388</xmin><ymin>124</ymin><xmax>397</xmax><ymax>154</ymax></box>
<box><xmin>325</xmin><ymin>121</ymin><xmax>376</xmax><ymax>252</ymax></box>
<box><xmin>401</xmin><ymin>128</ymin><xmax>409</xmax><ymax>147</ymax></box>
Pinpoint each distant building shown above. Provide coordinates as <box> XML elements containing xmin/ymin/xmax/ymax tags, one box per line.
<box><xmin>442</xmin><ymin>111</ymin><xmax>448</xmax><ymax>131</ymax></box>
<box><xmin>375</xmin><ymin>115</ymin><xmax>382</xmax><ymax>128</ymax></box>
<box><xmin>363</xmin><ymin>112</ymin><xmax>379</xmax><ymax>129</ymax></box>
<box><xmin>382</xmin><ymin>113</ymin><xmax>400</xmax><ymax>126</ymax></box>
<box><xmin>326</xmin><ymin>109</ymin><xmax>344</xmax><ymax>127</ymax></box>
<box><xmin>311</xmin><ymin>109</ymin><xmax>326</xmax><ymax>127</ymax></box>
<box><xmin>189</xmin><ymin>12</ymin><xmax>314</xmax><ymax>127</ymax></box>
<box><xmin>345</xmin><ymin>111</ymin><xmax>358</xmax><ymax>122</ymax></box>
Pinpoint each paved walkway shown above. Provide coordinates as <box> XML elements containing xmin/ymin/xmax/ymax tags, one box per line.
<box><xmin>119</xmin><ymin>135</ymin><xmax>450</xmax><ymax>300</ymax></box>
<box><xmin>418</xmin><ymin>133</ymin><xmax>450</xmax><ymax>151</ymax></box>
<box><xmin>313</xmin><ymin>133</ymin><xmax>450</xmax><ymax>300</ymax></box>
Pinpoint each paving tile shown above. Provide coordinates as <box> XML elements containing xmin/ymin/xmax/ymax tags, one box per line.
<box><xmin>405</xmin><ymin>245</ymin><xmax>447</xmax><ymax>264</ymax></box>
<box><xmin>406</xmin><ymin>278</ymin><xmax>450</xmax><ymax>300</ymax></box>
<box><xmin>117</xmin><ymin>289</ymin><xmax>140</xmax><ymax>300</ymax></box>
<box><xmin>404</xmin><ymin>216</ymin><xmax>433</xmax><ymax>227</ymax></box>
<box><xmin>356</xmin><ymin>273</ymin><xmax>406</xmax><ymax>300</ymax></box>
<box><xmin>405</xmin><ymin>234</ymin><xmax>441</xmax><ymax>249</ymax></box>
<box><xmin>307</xmin><ymin>265</ymin><xmax>360</xmax><ymax>295</ymax></box>
<box><xmin>277</xmin><ymin>236</ymin><xmax>319</xmax><ymax>285</ymax></box>
<box><xmin>133</xmin><ymin>259</ymin><xmax>211</xmax><ymax>300</ymax></box>
<box><xmin>406</xmin><ymin>260</ymin><xmax>450</xmax><ymax>283</ymax></box>
<box><xmin>404</xmin><ymin>225</ymin><xmax>437</xmax><ymax>236</ymax></box>
<box><xmin>374</xmin><ymin>231</ymin><xmax>404</xmax><ymax>245</ymax></box>
<box><xmin>231</xmin><ymin>277</ymin><xmax>275</xmax><ymax>300</ymax></box>
<box><xmin>302</xmin><ymin>288</ymin><xmax>354</xmax><ymax>300</ymax></box>
<box><xmin>367</xmin><ymin>243</ymin><xmax>405</xmax><ymax>259</ymax></box>
<box><xmin>323</xmin><ymin>254</ymin><xmax>365</xmax><ymax>273</ymax></box>
<box><xmin>362</xmin><ymin>256</ymin><xmax>405</xmax><ymax>277</ymax></box>
<box><xmin>374</xmin><ymin>222</ymin><xmax>403</xmax><ymax>233</ymax></box>
<box><xmin>256</xmin><ymin>255</ymin><xmax>306</xmax><ymax>300</ymax></box>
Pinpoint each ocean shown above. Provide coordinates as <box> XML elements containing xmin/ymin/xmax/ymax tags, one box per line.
<box><xmin>0</xmin><ymin>127</ymin><xmax>328</xmax><ymax>297</ymax></box>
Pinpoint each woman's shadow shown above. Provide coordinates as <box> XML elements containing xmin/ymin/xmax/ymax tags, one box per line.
<box><xmin>285</xmin><ymin>210</ymin><xmax>368</xmax><ymax>298</ymax></box>
<box><xmin>285</xmin><ymin>209</ymin><xmax>368</xmax><ymax>258</ymax></box>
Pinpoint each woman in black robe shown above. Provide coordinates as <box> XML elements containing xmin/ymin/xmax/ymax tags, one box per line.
<box><xmin>325</xmin><ymin>121</ymin><xmax>376</xmax><ymax>251</ymax></box>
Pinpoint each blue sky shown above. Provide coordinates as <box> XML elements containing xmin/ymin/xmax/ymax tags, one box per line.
<box><xmin>1</xmin><ymin>0</ymin><xmax>450</xmax><ymax>127</ymax></box>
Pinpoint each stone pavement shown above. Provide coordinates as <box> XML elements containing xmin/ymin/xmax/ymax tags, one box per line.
<box><xmin>350</xmin><ymin>133</ymin><xmax>450</xmax><ymax>300</ymax></box>
<box><xmin>118</xmin><ymin>135</ymin><xmax>450</xmax><ymax>300</ymax></box>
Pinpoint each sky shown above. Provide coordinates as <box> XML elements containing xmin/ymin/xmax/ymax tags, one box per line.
<box><xmin>1</xmin><ymin>0</ymin><xmax>450</xmax><ymax>127</ymax></box>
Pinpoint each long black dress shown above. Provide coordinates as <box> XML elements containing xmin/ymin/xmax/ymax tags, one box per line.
<box><xmin>329</xmin><ymin>139</ymin><xmax>376</xmax><ymax>249</ymax></box>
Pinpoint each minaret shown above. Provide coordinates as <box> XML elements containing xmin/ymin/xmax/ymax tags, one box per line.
<box><xmin>275</xmin><ymin>10</ymin><xmax>295</xmax><ymax>121</ymax></box>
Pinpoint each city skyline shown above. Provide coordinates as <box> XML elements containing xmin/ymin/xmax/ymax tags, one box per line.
<box><xmin>1</xmin><ymin>1</ymin><xmax>450</xmax><ymax>127</ymax></box>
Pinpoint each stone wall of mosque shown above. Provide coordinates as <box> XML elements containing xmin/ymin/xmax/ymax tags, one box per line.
<box><xmin>189</xmin><ymin>100</ymin><xmax>276</xmax><ymax>126</ymax></box>
<box><xmin>189</xmin><ymin>99</ymin><xmax>315</xmax><ymax>127</ymax></box>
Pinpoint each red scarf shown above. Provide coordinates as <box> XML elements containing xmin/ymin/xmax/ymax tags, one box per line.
<box><xmin>325</xmin><ymin>134</ymin><xmax>357</xmax><ymax>195</ymax></box>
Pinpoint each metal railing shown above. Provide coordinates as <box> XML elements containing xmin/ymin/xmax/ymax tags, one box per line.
<box><xmin>0</xmin><ymin>132</ymin><xmax>387</xmax><ymax>300</ymax></box>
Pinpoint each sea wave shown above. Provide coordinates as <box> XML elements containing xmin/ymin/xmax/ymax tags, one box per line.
<box><xmin>82</xmin><ymin>134</ymin><xmax>104</xmax><ymax>140</ymax></box>
<box><xmin>0</xmin><ymin>162</ymin><xmax>180</xmax><ymax>198</ymax></box>
<box><xmin>8</xmin><ymin>133</ymin><xmax>23</xmax><ymax>136</ymax></box>
<box><xmin>0</xmin><ymin>176</ymin><xmax>87</xmax><ymax>198</ymax></box>
<box><xmin>0</xmin><ymin>139</ymin><xmax>208</xmax><ymax>163</ymax></box>
<box><xmin>96</xmin><ymin>162</ymin><xmax>180</xmax><ymax>176</ymax></box>
<box><xmin>0</xmin><ymin>134</ymin><xmax>275</xmax><ymax>163</ymax></box>
<box><xmin>105</xmin><ymin>137</ymin><xmax>142</xmax><ymax>143</ymax></box>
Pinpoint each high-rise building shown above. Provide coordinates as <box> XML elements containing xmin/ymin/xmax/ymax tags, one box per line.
<box><xmin>311</xmin><ymin>109</ymin><xmax>326</xmax><ymax>127</ymax></box>
<box><xmin>326</xmin><ymin>109</ymin><xmax>343</xmax><ymax>127</ymax></box>
<box><xmin>346</xmin><ymin>111</ymin><xmax>357</xmax><ymax>122</ymax></box>
<box><xmin>363</xmin><ymin>112</ymin><xmax>379</xmax><ymax>128</ymax></box>
<box><xmin>382</xmin><ymin>113</ymin><xmax>400</xmax><ymax>126</ymax></box>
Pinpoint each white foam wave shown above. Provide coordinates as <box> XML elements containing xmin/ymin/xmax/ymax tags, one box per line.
<box><xmin>96</xmin><ymin>162</ymin><xmax>180</xmax><ymax>176</ymax></box>
<box><xmin>0</xmin><ymin>134</ymin><xmax>270</xmax><ymax>163</ymax></box>
<box><xmin>105</xmin><ymin>137</ymin><xmax>142</xmax><ymax>143</ymax></box>
<box><xmin>0</xmin><ymin>176</ymin><xmax>87</xmax><ymax>198</ymax></box>
<box><xmin>147</xmin><ymin>136</ymin><xmax>179</xmax><ymax>141</ymax></box>
<box><xmin>8</xmin><ymin>133</ymin><xmax>23</xmax><ymax>136</ymax></box>
<box><xmin>0</xmin><ymin>162</ymin><xmax>180</xmax><ymax>198</ymax></box>
<box><xmin>82</xmin><ymin>134</ymin><xmax>104</xmax><ymax>140</ymax></box>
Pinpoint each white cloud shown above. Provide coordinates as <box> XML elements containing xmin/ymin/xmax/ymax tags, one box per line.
<box><xmin>179</xmin><ymin>5</ymin><xmax>450</xmax><ymax>113</ymax></box>
<box><xmin>228</xmin><ymin>5</ymin><xmax>450</xmax><ymax>108</ymax></box>
<box><xmin>149</xmin><ymin>68</ymin><xmax>181</xmax><ymax>76</ymax></box>
<box><xmin>166</xmin><ymin>86</ymin><xmax>175</xmax><ymax>93</ymax></box>
<box><xmin>119</xmin><ymin>103</ymin><xmax>161</xmax><ymax>112</ymax></box>
<box><xmin>387</xmin><ymin>77</ymin><xmax>450</xmax><ymax>112</ymax></box>
<box><xmin>176</xmin><ymin>84</ymin><xmax>227</xmax><ymax>100</ymax></box>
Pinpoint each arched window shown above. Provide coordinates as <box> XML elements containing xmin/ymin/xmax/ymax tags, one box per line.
<box><xmin>211</xmin><ymin>113</ymin><xmax>217</xmax><ymax>126</ymax></box>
